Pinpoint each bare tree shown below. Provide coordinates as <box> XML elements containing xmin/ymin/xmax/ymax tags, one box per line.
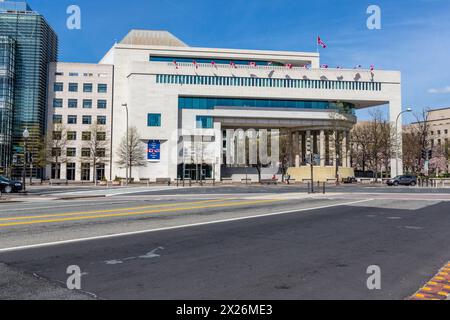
<box><xmin>45</xmin><ymin>123</ymin><xmax>68</xmax><ymax>179</ymax></box>
<box><xmin>116</xmin><ymin>126</ymin><xmax>146</xmax><ymax>180</ymax></box>
<box><xmin>81</xmin><ymin>123</ymin><xmax>110</xmax><ymax>184</ymax></box>
<box><xmin>328</xmin><ymin>103</ymin><xmax>347</xmax><ymax>183</ymax></box>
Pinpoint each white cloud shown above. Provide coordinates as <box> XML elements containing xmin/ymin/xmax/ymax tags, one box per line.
<box><xmin>428</xmin><ymin>86</ymin><xmax>450</xmax><ymax>94</ymax></box>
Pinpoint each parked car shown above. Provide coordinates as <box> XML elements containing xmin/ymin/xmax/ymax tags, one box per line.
<box><xmin>386</xmin><ymin>175</ymin><xmax>417</xmax><ymax>186</ymax></box>
<box><xmin>0</xmin><ymin>176</ymin><xmax>24</xmax><ymax>193</ymax></box>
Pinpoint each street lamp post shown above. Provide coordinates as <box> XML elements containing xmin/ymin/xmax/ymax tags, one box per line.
<box><xmin>22</xmin><ymin>128</ymin><xmax>30</xmax><ymax>192</ymax></box>
<box><xmin>395</xmin><ymin>107</ymin><xmax>412</xmax><ymax>177</ymax></box>
<box><xmin>122</xmin><ymin>103</ymin><xmax>129</xmax><ymax>186</ymax></box>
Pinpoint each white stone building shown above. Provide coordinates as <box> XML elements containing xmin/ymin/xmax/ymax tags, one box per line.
<box><xmin>46</xmin><ymin>62</ymin><xmax>113</xmax><ymax>181</ymax></box>
<box><xmin>47</xmin><ymin>29</ymin><xmax>404</xmax><ymax>182</ymax></box>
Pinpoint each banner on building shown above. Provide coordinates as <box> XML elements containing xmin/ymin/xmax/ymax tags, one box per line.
<box><xmin>148</xmin><ymin>140</ymin><xmax>161</xmax><ymax>161</ymax></box>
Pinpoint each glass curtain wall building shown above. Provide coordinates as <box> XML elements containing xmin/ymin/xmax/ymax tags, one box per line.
<box><xmin>0</xmin><ymin>1</ymin><xmax>58</xmax><ymax>177</ymax></box>
<box><xmin>0</xmin><ymin>36</ymin><xmax>15</xmax><ymax>173</ymax></box>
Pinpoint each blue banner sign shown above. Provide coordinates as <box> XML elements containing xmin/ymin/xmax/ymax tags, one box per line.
<box><xmin>147</xmin><ymin>140</ymin><xmax>161</xmax><ymax>161</ymax></box>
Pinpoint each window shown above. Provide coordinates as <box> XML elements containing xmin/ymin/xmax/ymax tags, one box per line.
<box><xmin>97</xmin><ymin>100</ymin><xmax>107</xmax><ymax>109</ymax></box>
<box><xmin>83</xmin><ymin>83</ymin><xmax>93</xmax><ymax>92</ymax></box>
<box><xmin>54</xmin><ymin>82</ymin><xmax>63</xmax><ymax>92</ymax></box>
<box><xmin>68</xmin><ymin>83</ymin><xmax>78</xmax><ymax>92</ymax></box>
<box><xmin>68</xmin><ymin>115</ymin><xmax>77</xmax><ymax>124</ymax></box>
<box><xmin>438</xmin><ymin>130</ymin><xmax>441</xmax><ymax>135</ymax></box>
<box><xmin>53</xmin><ymin>115</ymin><xmax>62</xmax><ymax>124</ymax></box>
<box><xmin>69</xmin><ymin>72</ymin><xmax>79</xmax><ymax>77</ymax></box>
<box><xmin>67</xmin><ymin>131</ymin><xmax>77</xmax><ymax>140</ymax></box>
<box><xmin>82</xmin><ymin>132</ymin><xmax>91</xmax><ymax>141</ymax></box>
<box><xmin>55</xmin><ymin>72</ymin><xmax>64</xmax><ymax>76</ymax></box>
<box><xmin>98</xmin><ymin>84</ymin><xmax>108</xmax><ymax>93</ymax></box>
<box><xmin>68</xmin><ymin>99</ymin><xmax>78</xmax><ymax>108</ymax></box>
<box><xmin>97</xmin><ymin>132</ymin><xmax>106</xmax><ymax>141</ymax></box>
<box><xmin>53</xmin><ymin>98</ymin><xmax>63</xmax><ymax>108</ymax></box>
<box><xmin>445</xmin><ymin>130</ymin><xmax>448</xmax><ymax>135</ymax></box>
<box><xmin>147</xmin><ymin>113</ymin><xmax>161</xmax><ymax>127</ymax></box>
<box><xmin>196</xmin><ymin>116</ymin><xmax>213</xmax><ymax>129</ymax></box>
<box><xmin>81</xmin><ymin>163</ymin><xmax>90</xmax><ymax>181</ymax></box>
<box><xmin>52</xmin><ymin>131</ymin><xmax>62</xmax><ymax>140</ymax></box>
<box><xmin>51</xmin><ymin>148</ymin><xmax>62</xmax><ymax>157</ymax></box>
<box><xmin>82</xmin><ymin>115</ymin><xmax>92</xmax><ymax>125</ymax></box>
<box><xmin>66</xmin><ymin>148</ymin><xmax>76</xmax><ymax>157</ymax></box>
<box><xmin>81</xmin><ymin>148</ymin><xmax>91</xmax><ymax>157</ymax></box>
<box><xmin>66</xmin><ymin>163</ymin><xmax>76</xmax><ymax>181</ymax></box>
<box><xmin>96</xmin><ymin>148</ymin><xmax>106</xmax><ymax>157</ymax></box>
<box><xmin>83</xmin><ymin>99</ymin><xmax>92</xmax><ymax>109</ymax></box>
<box><xmin>51</xmin><ymin>163</ymin><xmax>61</xmax><ymax>180</ymax></box>
<box><xmin>97</xmin><ymin>116</ymin><xmax>107</xmax><ymax>125</ymax></box>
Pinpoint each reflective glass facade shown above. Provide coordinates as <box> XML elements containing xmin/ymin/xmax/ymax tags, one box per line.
<box><xmin>179</xmin><ymin>97</ymin><xmax>356</xmax><ymax>114</ymax></box>
<box><xmin>0</xmin><ymin>4</ymin><xmax>58</xmax><ymax>175</ymax></box>
<box><xmin>0</xmin><ymin>36</ymin><xmax>15</xmax><ymax>171</ymax></box>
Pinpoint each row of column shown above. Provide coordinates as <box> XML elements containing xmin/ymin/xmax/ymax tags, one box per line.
<box><xmin>287</xmin><ymin>130</ymin><xmax>350</xmax><ymax>168</ymax></box>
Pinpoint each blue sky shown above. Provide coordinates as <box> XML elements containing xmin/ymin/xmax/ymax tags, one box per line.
<box><xmin>27</xmin><ymin>0</ymin><xmax>450</xmax><ymax>121</ymax></box>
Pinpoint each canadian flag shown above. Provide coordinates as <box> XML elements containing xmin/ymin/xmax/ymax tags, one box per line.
<box><xmin>193</xmin><ymin>60</ymin><xmax>198</xmax><ymax>69</ymax></box>
<box><xmin>173</xmin><ymin>60</ymin><xmax>179</xmax><ymax>69</ymax></box>
<box><xmin>249</xmin><ymin>62</ymin><xmax>257</xmax><ymax>67</ymax></box>
<box><xmin>286</xmin><ymin>63</ymin><xmax>293</xmax><ymax>69</ymax></box>
<box><xmin>230</xmin><ymin>61</ymin><xmax>237</xmax><ymax>68</ymax></box>
<box><xmin>317</xmin><ymin>36</ymin><xmax>327</xmax><ymax>49</ymax></box>
<box><xmin>211</xmin><ymin>61</ymin><xmax>216</xmax><ymax>67</ymax></box>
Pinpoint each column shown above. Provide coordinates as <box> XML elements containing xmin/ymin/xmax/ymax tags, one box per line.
<box><xmin>320</xmin><ymin>130</ymin><xmax>326</xmax><ymax>167</ymax></box>
<box><xmin>390</xmin><ymin>96</ymin><xmax>403</xmax><ymax>177</ymax></box>
<box><xmin>305</xmin><ymin>130</ymin><xmax>311</xmax><ymax>161</ymax></box>
<box><xmin>294</xmin><ymin>131</ymin><xmax>300</xmax><ymax>167</ymax></box>
<box><xmin>342</xmin><ymin>131</ymin><xmax>348</xmax><ymax>167</ymax></box>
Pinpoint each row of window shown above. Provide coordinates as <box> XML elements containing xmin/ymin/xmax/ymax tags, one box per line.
<box><xmin>53</xmin><ymin>98</ymin><xmax>108</xmax><ymax>109</ymax></box>
<box><xmin>179</xmin><ymin>97</ymin><xmax>356</xmax><ymax>113</ymax></box>
<box><xmin>51</xmin><ymin>147</ymin><xmax>106</xmax><ymax>158</ymax></box>
<box><xmin>430</xmin><ymin>129</ymin><xmax>449</xmax><ymax>136</ymax></box>
<box><xmin>51</xmin><ymin>163</ymin><xmax>106</xmax><ymax>181</ymax></box>
<box><xmin>53</xmin><ymin>115</ymin><xmax>107</xmax><ymax>125</ymax></box>
<box><xmin>53</xmin><ymin>82</ymin><xmax>108</xmax><ymax>93</ymax></box>
<box><xmin>53</xmin><ymin>131</ymin><xmax>107</xmax><ymax>141</ymax></box>
<box><xmin>55</xmin><ymin>72</ymin><xmax>109</xmax><ymax>78</ymax></box>
<box><xmin>156</xmin><ymin>74</ymin><xmax>382</xmax><ymax>91</ymax></box>
<box><xmin>150</xmin><ymin>56</ymin><xmax>283</xmax><ymax>66</ymax></box>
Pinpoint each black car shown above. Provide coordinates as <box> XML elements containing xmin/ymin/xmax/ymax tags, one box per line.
<box><xmin>0</xmin><ymin>176</ymin><xmax>24</xmax><ymax>193</ymax></box>
<box><xmin>387</xmin><ymin>175</ymin><xmax>417</xmax><ymax>186</ymax></box>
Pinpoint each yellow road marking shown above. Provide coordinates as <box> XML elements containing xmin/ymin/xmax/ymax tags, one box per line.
<box><xmin>0</xmin><ymin>198</ymin><xmax>236</xmax><ymax>222</ymax></box>
<box><xmin>0</xmin><ymin>199</ymin><xmax>281</xmax><ymax>228</ymax></box>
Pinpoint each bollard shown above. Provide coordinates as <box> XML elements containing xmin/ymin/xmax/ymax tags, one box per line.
<box><xmin>323</xmin><ymin>182</ymin><xmax>326</xmax><ymax>194</ymax></box>
<box><xmin>307</xmin><ymin>182</ymin><xmax>311</xmax><ymax>194</ymax></box>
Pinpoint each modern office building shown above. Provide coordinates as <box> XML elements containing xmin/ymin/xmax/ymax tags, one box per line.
<box><xmin>46</xmin><ymin>62</ymin><xmax>114</xmax><ymax>181</ymax></box>
<box><xmin>0</xmin><ymin>1</ymin><xmax>58</xmax><ymax>177</ymax></box>
<box><xmin>96</xmin><ymin>30</ymin><xmax>402</xmax><ymax>182</ymax></box>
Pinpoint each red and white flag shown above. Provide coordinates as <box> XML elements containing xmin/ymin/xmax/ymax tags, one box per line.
<box><xmin>211</xmin><ymin>61</ymin><xmax>216</xmax><ymax>67</ymax></box>
<box><xmin>173</xmin><ymin>60</ymin><xmax>179</xmax><ymax>69</ymax></box>
<box><xmin>317</xmin><ymin>36</ymin><xmax>327</xmax><ymax>49</ymax></box>
<box><xmin>230</xmin><ymin>61</ymin><xmax>237</xmax><ymax>68</ymax></box>
<box><xmin>286</xmin><ymin>63</ymin><xmax>293</xmax><ymax>69</ymax></box>
<box><xmin>249</xmin><ymin>62</ymin><xmax>257</xmax><ymax>67</ymax></box>
<box><xmin>193</xmin><ymin>60</ymin><xmax>198</xmax><ymax>69</ymax></box>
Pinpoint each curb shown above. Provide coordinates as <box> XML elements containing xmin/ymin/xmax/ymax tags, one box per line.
<box><xmin>409</xmin><ymin>262</ymin><xmax>450</xmax><ymax>300</ymax></box>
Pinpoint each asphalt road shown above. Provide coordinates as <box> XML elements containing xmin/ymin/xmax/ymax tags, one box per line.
<box><xmin>0</xmin><ymin>189</ymin><xmax>449</xmax><ymax>300</ymax></box>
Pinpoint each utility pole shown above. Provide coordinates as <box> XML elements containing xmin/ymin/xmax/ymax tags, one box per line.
<box><xmin>122</xmin><ymin>103</ymin><xmax>129</xmax><ymax>185</ymax></box>
<box><xmin>22</xmin><ymin>128</ymin><xmax>30</xmax><ymax>192</ymax></box>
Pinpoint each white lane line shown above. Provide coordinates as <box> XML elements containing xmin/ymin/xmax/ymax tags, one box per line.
<box><xmin>0</xmin><ymin>199</ymin><xmax>373</xmax><ymax>253</ymax></box>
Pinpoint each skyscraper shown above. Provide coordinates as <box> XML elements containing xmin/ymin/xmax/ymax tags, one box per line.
<box><xmin>0</xmin><ymin>1</ymin><xmax>58</xmax><ymax>177</ymax></box>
